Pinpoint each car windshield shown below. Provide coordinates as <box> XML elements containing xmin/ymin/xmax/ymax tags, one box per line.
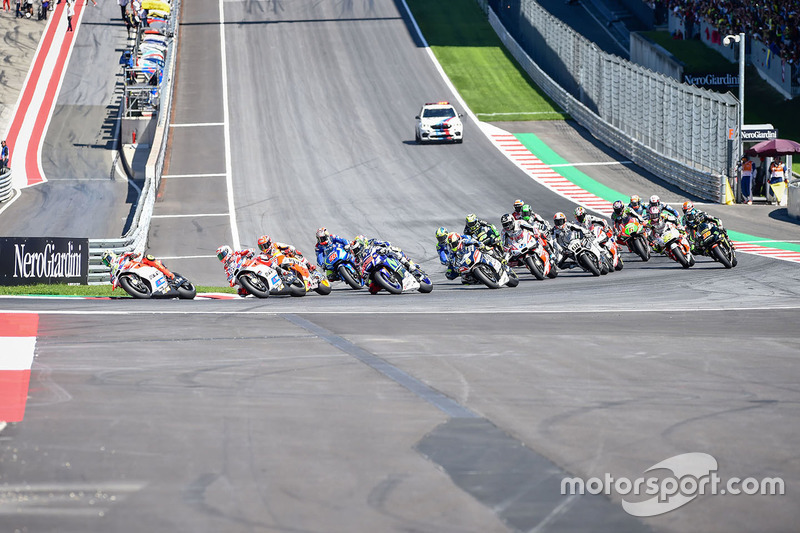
<box><xmin>423</xmin><ymin>108</ymin><xmax>456</xmax><ymax>119</ymax></box>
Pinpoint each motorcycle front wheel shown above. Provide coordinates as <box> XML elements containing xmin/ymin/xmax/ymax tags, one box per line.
<box><xmin>173</xmin><ymin>273</ymin><xmax>196</xmax><ymax>299</ymax></box>
<box><xmin>119</xmin><ymin>274</ymin><xmax>152</xmax><ymax>299</ymax></box>
<box><xmin>578</xmin><ymin>253</ymin><xmax>601</xmax><ymax>276</ymax></box>
<box><xmin>373</xmin><ymin>268</ymin><xmax>404</xmax><ymax>294</ymax></box>
<box><xmin>712</xmin><ymin>245</ymin><xmax>732</xmax><ymax>268</ymax></box>
<box><xmin>473</xmin><ymin>264</ymin><xmax>501</xmax><ymax>289</ymax></box>
<box><xmin>315</xmin><ymin>280</ymin><xmax>332</xmax><ymax>295</ymax></box>
<box><xmin>632</xmin><ymin>237</ymin><xmax>650</xmax><ymax>262</ymax></box>
<box><xmin>239</xmin><ymin>273</ymin><xmax>270</xmax><ymax>298</ymax></box>
<box><xmin>672</xmin><ymin>247</ymin><xmax>690</xmax><ymax>268</ymax></box>
<box><xmin>524</xmin><ymin>255</ymin><xmax>545</xmax><ymax>280</ymax></box>
<box><xmin>506</xmin><ymin>269</ymin><xmax>520</xmax><ymax>287</ymax></box>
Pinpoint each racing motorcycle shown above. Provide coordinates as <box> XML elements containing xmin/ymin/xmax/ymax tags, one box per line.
<box><xmin>652</xmin><ymin>221</ymin><xmax>695</xmax><ymax>268</ymax></box>
<box><xmin>589</xmin><ymin>224</ymin><xmax>623</xmax><ymax>272</ymax></box>
<box><xmin>615</xmin><ymin>218</ymin><xmax>650</xmax><ymax>261</ymax></box>
<box><xmin>694</xmin><ymin>218</ymin><xmax>737</xmax><ymax>268</ymax></box>
<box><xmin>454</xmin><ymin>242</ymin><xmax>519</xmax><ymax>289</ymax></box>
<box><xmin>270</xmin><ymin>250</ymin><xmax>332</xmax><ymax>296</ymax></box>
<box><xmin>504</xmin><ymin>227</ymin><xmax>556</xmax><ymax>280</ymax></box>
<box><xmin>110</xmin><ymin>256</ymin><xmax>196</xmax><ymax>299</ymax></box>
<box><xmin>318</xmin><ymin>242</ymin><xmax>362</xmax><ymax>290</ymax></box>
<box><xmin>233</xmin><ymin>254</ymin><xmax>288</xmax><ymax>298</ymax></box>
<box><xmin>558</xmin><ymin>229</ymin><xmax>607</xmax><ymax>276</ymax></box>
<box><xmin>360</xmin><ymin>246</ymin><xmax>433</xmax><ymax>295</ymax></box>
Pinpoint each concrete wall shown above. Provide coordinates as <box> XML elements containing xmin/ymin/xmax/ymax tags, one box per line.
<box><xmin>121</xmin><ymin>117</ymin><xmax>156</xmax><ymax>148</ymax></box>
<box><xmin>630</xmin><ymin>32</ymin><xmax>683</xmax><ymax>81</ymax></box>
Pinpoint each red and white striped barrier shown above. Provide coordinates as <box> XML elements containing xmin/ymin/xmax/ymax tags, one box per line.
<box><xmin>0</xmin><ymin>313</ymin><xmax>38</xmax><ymax>422</ymax></box>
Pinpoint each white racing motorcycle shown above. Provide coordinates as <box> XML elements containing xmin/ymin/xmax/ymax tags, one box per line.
<box><xmin>233</xmin><ymin>254</ymin><xmax>289</xmax><ymax>298</ymax></box>
<box><xmin>110</xmin><ymin>259</ymin><xmax>196</xmax><ymax>299</ymax></box>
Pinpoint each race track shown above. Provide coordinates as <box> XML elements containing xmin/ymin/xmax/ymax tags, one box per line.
<box><xmin>2</xmin><ymin>0</ymin><xmax>800</xmax><ymax>532</ymax></box>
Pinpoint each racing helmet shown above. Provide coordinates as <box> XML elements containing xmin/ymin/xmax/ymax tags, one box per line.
<box><xmin>521</xmin><ymin>204</ymin><xmax>532</xmax><ymax>218</ymax></box>
<box><xmin>465</xmin><ymin>213</ymin><xmax>478</xmax><ymax>229</ymax></box>
<box><xmin>257</xmin><ymin>235</ymin><xmax>273</xmax><ymax>252</ymax></box>
<box><xmin>513</xmin><ymin>199</ymin><xmax>524</xmax><ymax>213</ymax></box>
<box><xmin>630</xmin><ymin>195</ymin><xmax>641</xmax><ymax>208</ymax></box>
<box><xmin>553</xmin><ymin>212</ymin><xmax>567</xmax><ymax>228</ymax></box>
<box><xmin>446</xmin><ymin>232</ymin><xmax>461</xmax><ymax>251</ymax></box>
<box><xmin>435</xmin><ymin>226</ymin><xmax>449</xmax><ymax>244</ymax></box>
<box><xmin>351</xmin><ymin>235</ymin><xmax>368</xmax><ymax>255</ymax></box>
<box><xmin>574</xmin><ymin>206</ymin><xmax>586</xmax><ymax>222</ymax></box>
<box><xmin>649</xmin><ymin>194</ymin><xmax>660</xmax><ymax>207</ymax></box>
<box><xmin>216</xmin><ymin>245</ymin><xmax>232</xmax><ymax>262</ymax></box>
<box><xmin>101</xmin><ymin>250</ymin><xmax>117</xmax><ymax>267</ymax></box>
<box><xmin>612</xmin><ymin>200</ymin><xmax>624</xmax><ymax>214</ymax></box>
<box><xmin>316</xmin><ymin>227</ymin><xmax>330</xmax><ymax>245</ymax></box>
<box><xmin>647</xmin><ymin>205</ymin><xmax>661</xmax><ymax>221</ymax></box>
<box><xmin>500</xmin><ymin>213</ymin><xmax>515</xmax><ymax>231</ymax></box>
<box><xmin>682</xmin><ymin>201</ymin><xmax>694</xmax><ymax>214</ymax></box>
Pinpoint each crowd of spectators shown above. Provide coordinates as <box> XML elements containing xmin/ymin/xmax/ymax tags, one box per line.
<box><xmin>648</xmin><ymin>0</ymin><xmax>800</xmax><ymax>66</ymax></box>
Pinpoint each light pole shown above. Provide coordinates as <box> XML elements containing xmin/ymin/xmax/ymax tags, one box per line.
<box><xmin>724</xmin><ymin>32</ymin><xmax>745</xmax><ymax>201</ymax></box>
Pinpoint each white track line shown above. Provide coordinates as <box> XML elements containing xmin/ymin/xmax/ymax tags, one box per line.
<box><xmin>162</xmin><ymin>173</ymin><xmax>226</xmax><ymax>178</ymax></box>
<box><xmin>219</xmin><ymin>0</ymin><xmax>239</xmax><ymax>250</ymax></box>
<box><xmin>169</xmin><ymin>122</ymin><xmax>224</xmax><ymax>128</ymax></box>
<box><xmin>151</xmin><ymin>213</ymin><xmax>228</xmax><ymax>218</ymax></box>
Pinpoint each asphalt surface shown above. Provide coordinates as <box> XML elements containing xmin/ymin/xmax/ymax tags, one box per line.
<box><xmin>1</xmin><ymin>0</ymin><xmax>800</xmax><ymax>532</ymax></box>
<box><xmin>0</xmin><ymin>1</ymin><xmax>137</xmax><ymax>238</ymax></box>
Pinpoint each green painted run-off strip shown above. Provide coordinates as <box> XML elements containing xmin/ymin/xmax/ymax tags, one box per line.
<box><xmin>514</xmin><ymin>133</ymin><xmax>800</xmax><ymax>253</ymax></box>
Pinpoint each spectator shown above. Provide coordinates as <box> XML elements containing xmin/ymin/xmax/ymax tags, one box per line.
<box><xmin>15</xmin><ymin>0</ymin><xmax>21</xmax><ymax>17</ymax></box>
<box><xmin>767</xmin><ymin>156</ymin><xmax>788</xmax><ymax>205</ymax></box>
<box><xmin>118</xmin><ymin>0</ymin><xmax>127</xmax><ymax>20</ymax></box>
<box><xmin>740</xmin><ymin>156</ymin><xmax>754</xmax><ymax>204</ymax></box>
<box><xmin>66</xmin><ymin>0</ymin><xmax>74</xmax><ymax>31</ymax></box>
<box><xmin>0</xmin><ymin>140</ymin><xmax>9</xmax><ymax>172</ymax></box>
<box><xmin>3</xmin><ymin>0</ymin><xmax>9</xmax><ymax>12</ymax></box>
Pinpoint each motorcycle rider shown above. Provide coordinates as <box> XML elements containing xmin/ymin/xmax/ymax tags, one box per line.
<box><xmin>550</xmin><ymin>212</ymin><xmax>591</xmax><ymax>268</ymax></box>
<box><xmin>648</xmin><ymin>194</ymin><xmax>681</xmax><ymax>219</ymax></box>
<box><xmin>500</xmin><ymin>213</ymin><xmax>536</xmax><ymax>248</ymax></box>
<box><xmin>436</xmin><ymin>227</ymin><xmax>459</xmax><ymax>280</ymax></box>
<box><xmin>517</xmin><ymin>203</ymin><xmax>548</xmax><ymax>227</ymax></box>
<box><xmin>647</xmin><ymin>209</ymin><xmax>683</xmax><ymax>254</ymax></box>
<box><xmin>463</xmin><ymin>213</ymin><xmax>503</xmax><ymax>255</ymax></box>
<box><xmin>257</xmin><ymin>234</ymin><xmax>315</xmax><ymax>269</ymax></box>
<box><xmin>611</xmin><ymin>199</ymin><xmax>644</xmax><ymax>229</ymax></box>
<box><xmin>627</xmin><ymin>195</ymin><xmax>646</xmax><ymax>217</ymax></box>
<box><xmin>446</xmin><ymin>231</ymin><xmax>493</xmax><ymax>284</ymax></box>
<box><xmin>101</xmin><ymin>250</ymin><xmax>175</xmax><ymax>280</ymax></box>
<box><xmin>216</xmin><ymin>245</ymin><xmax>256</xmax><ymax>297</ymax></box>
<box><xmin>681</xmin><ymin>202</ymin><xmax>726</xmax><ymax>253</ymax></box>
<box><xmin>574</xmin><ymin>206</ymin><xmax>609</xmax><ymax>231</ymax></box>
<box><xmin>511</xmin><ymin>199</ymin><xmax>525</xmax><ymax>220</ymax></box>
<box><xmin>314</xmin><ymin>227</ymin><xmax>350</xmax><ymax>269</ymax></box>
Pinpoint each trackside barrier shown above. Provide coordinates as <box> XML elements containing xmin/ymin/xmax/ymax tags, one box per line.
<box><xmin>788</xmin><ymin>181</ymin><xmax>800</xmax><ymax>220</ymax></box>
<box><xmin>489</xmin><ymin>3</ymin><xmax>733</xmax><ymax>202</ymax></box>
<box><xmin>0</xmin><ymin>168</ymin><xmax>12</xmax><ymax>202</ymax></box>
<box><xmin>87</xmin><ymin>0</ymin><xmax>181</xmax><ymax>284</ymax></box>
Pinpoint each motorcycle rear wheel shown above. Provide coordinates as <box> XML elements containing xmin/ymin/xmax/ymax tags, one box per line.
<box><xmin>373</xmin><ymin>268</ymin><xmax>404</xmax><ymax>294</ymax></box>
<box><xmin>337</xmin><ymin>264</ymin><xmax>362</xmax><ymax>290</ymax></box>
<box><xmin>288</xmin><ymin>278</ymin><xmax>307</xmax><ymax>296</ymax></box>
<box><xmin>119</xmin><ymin>274</ymin><xmax>152</xmax><ymax>299</ymax></box>
<box><xmin>524</xmin><ymin>255</ymin><xmax>545</xmax><ymax>280</ymax></box>
<box><xmin>239</xmin><ymin>273</ymin><xmax>270</xmax><ymax>298</ymax></box>
<box><xmin>315</xmin><ymin>281</ymin><xmax>332</xmax><ymax>295</ymax></box>
<box><xmin>473</xmin><ymin>264</ymin><xmax>501</xmax><ymax>289</ymax></box>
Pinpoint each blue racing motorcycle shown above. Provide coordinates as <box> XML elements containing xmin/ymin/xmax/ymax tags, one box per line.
<box><xmin>360</xmin><ymin>246</ymin><xmax>433</xmax><ymax>295</ymax></box>
<box><xmin>319</xmin><ymin>242</ymin><xmax>363</xmax><ymax>289</ymax></box>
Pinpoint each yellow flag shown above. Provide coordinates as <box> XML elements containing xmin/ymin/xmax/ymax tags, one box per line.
<box><xmin>770</xmin><ymin>181</ymin><xmax>788</xmax><ymax>206</ymax></box>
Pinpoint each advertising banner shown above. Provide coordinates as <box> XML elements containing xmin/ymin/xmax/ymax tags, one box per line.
<box><xmin>0</xmin><ymin>237</ymin><xmax>89</xmax><ymax>285</ymax></box>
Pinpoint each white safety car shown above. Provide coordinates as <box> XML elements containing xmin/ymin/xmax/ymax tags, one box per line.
<box><xmin>415</xmin><ymin>101</ymin><xmax>463</xmax><ymax>144</ymax></box>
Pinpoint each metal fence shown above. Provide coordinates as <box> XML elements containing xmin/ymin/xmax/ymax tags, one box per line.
<box><xmin>491</xmin><ymin>0</ymin><xmax>739</xmax><ymax>202</ymax></box>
